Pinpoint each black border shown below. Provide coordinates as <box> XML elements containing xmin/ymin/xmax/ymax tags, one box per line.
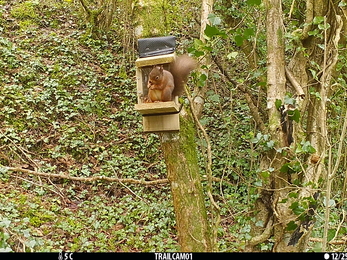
<box><xmin>0</xmin><ymin>252</ymin><xmax>334</xmax><ymax>260</ymax></box>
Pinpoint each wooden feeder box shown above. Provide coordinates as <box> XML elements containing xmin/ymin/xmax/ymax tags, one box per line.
<box><xmin>135</xmin><ymin>37</ymin><xmax>180</xmax><ymax>132</ymax></box>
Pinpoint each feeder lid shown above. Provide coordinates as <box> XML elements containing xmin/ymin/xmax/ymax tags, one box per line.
<box><xmin>138</xmin><ymin>36</ymin><xmax>175</xmax><ymax>58</ymax></box>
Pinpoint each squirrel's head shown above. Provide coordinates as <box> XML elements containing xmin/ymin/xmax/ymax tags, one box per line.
<box><xmin>148</xmin><ymin>65</ymin><xmax>163</xmax><ymax>87</ymax></box>
<box><xmin>151</xmin><ymin>65</ymin><xmax>163</xmax><ymax>75</ymax></box>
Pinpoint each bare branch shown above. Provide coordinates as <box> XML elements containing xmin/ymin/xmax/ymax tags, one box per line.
<box><xmin>247</xmin><ymin>217</ymin><xmax>274</xmax><ymax>246</ymax></box>
<box><xmin>310</xmin><ymin>237</ymin><xmax>347</xmax><ymax>245</ymax></box>
<box><xmin>285</xmin><ymin>67</ymin><xmax>305</xmax><ymax>98</ymax></box>
<box><xmin>4</xmin><ymin>166</ymin><xmax>232</xmax><ymax>187</ymax></box>
<box><xmin>3</xmin><ymin>166</ymin><xmax>169</xmax><ymax>185</ymax></box>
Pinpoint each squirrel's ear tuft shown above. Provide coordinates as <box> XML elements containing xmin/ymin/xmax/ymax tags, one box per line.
<box><xmin>153</xmin><ymin>65</ymin><xmax>163</xmax><ymax>71</ymax></box>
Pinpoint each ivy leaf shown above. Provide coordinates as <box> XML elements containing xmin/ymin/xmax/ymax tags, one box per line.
<box><xmin>308</xmin><ymin>29</ymin><xmax>320</xmax><ymax>36</ymax></box>
<box><xmin>275</xmin><ymin>99</ymin><xmax>282</xmax><ymax>110</ymax></box>
<box><xmin>234</xmin><ymin>35</ymin><xmax>244</xmax><ymax>47</ymax></box>
<box><xmin>284</xmin><ymin>95</ymin><xmax>296</xmax><ymax>105</ymax></box>
<box><xmin>289</xmin><ymin>201</ymin><xmax>305</xmax><ymax>215</ymax></box>
<box><xmin>204</xmin><ymin>24</ymin><xmax>226</xmax><ymax>38</ymax></box>
<box><xmin>280</xmin><ymin>163</ymin><xmax>290</xmax><ymax>173</ymax></box>
<box><xmin>266</xmin><ymin>140</ymin><xmax>275</xmax><ymax>148</ymax></box>
<box><xmin>313</xmin><ymin>16</ymin><xmax>324</xmax><ymax>25</ymax></box>
<box><xmin>254</xmin><ymin>180</ymin><xmax>262</xmax><ymax>187</ymax></box>
<box><xmin>227</xmin><ymin>52</ymin><xmax>238</xmax><ymax>59</ymax></box>
<box><xmin>208</xmin><ymin>94</ymin><xmax>221</xmax><ymax>103</ymax></box>
<box><xmin>208</xmin><ymin>13</ymin><xmax>222</xmax><ymax>26</ymax></box>
<box><xmin>244</xmin><ymin>28</ymin><xmax>255</xmax><ymax>39</ymax></box>
<box><xmin>0</xmin><ymin>166</ymin><xmax>9</xmax><ymax>174</ymax></box>
<box><xmin>286</xmin><ymin>221</ymin><xmax>298</xmax><ymax>231</ymax></box>
<box><xmin>328</xmin><ymin>229</ymin><xmax>336</xmax><ymax>242</ymax></box>
<box><xmin>318</xmin><ymin>22</ymin><xmax>331</xmax><ymax>30</ymax></box>
<box><xmin>204</xmin><ymin>24</ymin><xmax>219</xmax><ymax>38</ymax></box>
<box><xmin>246</xmin><ymin>0</ymin><xmax>262</xmax><ymax>6</ymax></box>
<box><xmin>260</xmin><ymin>171</ymin><xmax>270</xmax><ymax>179</ymax></box>
<box><xmin>318</xmin><ymin>44</ymin><xmax>325</xmax><ymax>50</ymax></box>
<box><xmin>0</xmin><ymin>218</ymin><xmax>11</xmax><ymax>228</ymax></box>
<box><xmin>323</xmin><ymin>199</ymin><xmax>336</xmax><ymax>207</ymax></box>
<box><xmin>198</xmin><ymin>73</ymin><xmax>208</xmax><ymax>87</ymax></box>
<box><xmin>301</xmin><ymin>141</ymin><xmax>316</xmax><ymax>154</ymax></box>
<box><xmin>288</xmin><ymin>109</ymin><xmax>300</xmax><ymax>123</ymax></box>
<box><xmin>255</xmin><ymin>220</ymin><xmax>264</xmax><ymax>227</ymax></box>
<box><xmin>289</xmin><ymin>192</ymin><xmax>299</xmax><ymax>199</ymax></box>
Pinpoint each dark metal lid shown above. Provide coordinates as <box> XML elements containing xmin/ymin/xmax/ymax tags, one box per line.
<box><xmin>138</xmin><ymin>36</ymin><xmax>176</xmax><ymax>58</ymax></box>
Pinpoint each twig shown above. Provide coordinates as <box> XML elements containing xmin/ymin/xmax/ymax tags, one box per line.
<box><xmin>3</xmin><ymin>166</ymin><xmax>169</xmax><ymax>185</ymax></box>
<box><xmin>110</xmin><ymin>166</ymin><xmax>144</xmax><ymax>201</ymax></box>
<box><xmin>184</xmin><ymin>86</ymin><xmax>219</xmax><ymax>211</ymax></box>
<box><xmin>301</xmin><ymin>0</ymin><xmax>314</xmax><ymax>40</ymax></box>
<box><xmin>289</xmin><ymin>0</ymin><xmax>295</xmax><ymax>18</ymax></box>
<box><xmin>13</xmin><ymin>175</ymin><xmax>66</xmax><ymax>202</ymax></box>
<box><xmin>247</xmin><ymin>217</ymin><xmax>274</xmax><ymax>246</ymax></box>
<box><xmin>285</xmin><ymin>67</ymin><xmax>305</xmax><ymax>98</ymax></box>
<box><xmin>78</xmin><ymin>0</ymin><xmax>91</xmax><ymax>16</ymax></box>
<box><xmin>331</xmin><ymin>209</ymin><xmax>346</xmax><ymax>243</ymax></box>
<box><xmin>0</xmin><ymin>129</ymin><xmax>39</xmax><ymax>169</ymax></box>
<box><xmin>310</xmin><ymin>237</ymin><xmax>347</xmax><ymax>245</ymax></box>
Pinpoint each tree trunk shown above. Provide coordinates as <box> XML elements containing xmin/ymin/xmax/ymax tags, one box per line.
<box><xmin>78</xmin><ymin>0</ymin><xmax>117</xmax><ymax>39</ymax></box>
<box><xmin>161</xmin><ymin>115</ymin><xmax>213</xmax><ymax>252</ymax></box>
<box><xmin>133</xmin><ymin>0</ymin><xmax>213</xmax><ymax>251</ymax></box>
<box><xmin>262</xmin><ymin>0</ymin><xmax>293</xmax><ymax>252</ymax></box>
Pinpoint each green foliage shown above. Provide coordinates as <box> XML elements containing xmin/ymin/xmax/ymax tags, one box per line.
<box><xmin>10</xmin><ymin>0</ymin><xmax>39</xmax><ymax>31</ymax></box>
<box><xmin>204</xmin><ymin>24</ymin><xmax>227</xmax><ymax>39</ymax></box>
<box><xmin>0</xmin><ymin>185</ymin><xmax>177</xmax><ymax>251</ymax></box>
<box><xmin>189</xmin><ymin>1</ymin><xmax>268</xmax><ymax>250</ymax></box>
<box><xmin>295</xmin><ymin>141</ymin><xmax>316</xmax><ymax>155</ymax></box>
<box><xmin>11</xmin><ymin>1</ymin><xmax>38</xmax><ymax>20</ymax></box>
<box><xmin>135</xmin><ymin>0</ymin><xmax>199</xmax><ymax>37</ymax></box>
<box><xmin>246</xmin><ymin>0</ymin><xmax>262</xmax><ymax>6</ymax></box>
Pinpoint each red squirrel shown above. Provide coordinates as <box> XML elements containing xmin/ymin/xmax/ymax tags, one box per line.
<box><xmin>146</xmin><ymin>55</ymin><xmax>197</xmax><ymax>102</ymax></box>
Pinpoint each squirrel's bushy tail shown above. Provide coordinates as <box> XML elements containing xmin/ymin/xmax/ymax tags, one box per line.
<box><xmin>170</xmin><ymin>54</ymin><xmax>197</xmax><ymax>97</ymax></box>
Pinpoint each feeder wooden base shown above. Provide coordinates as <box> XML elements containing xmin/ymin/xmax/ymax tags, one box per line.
<box><xmin>142</xmin><ymin>114</ymin><xmax>179</xmax><ymax>132</ymax></box>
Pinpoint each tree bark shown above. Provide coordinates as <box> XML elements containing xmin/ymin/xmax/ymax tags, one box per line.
<box><xmin>263</xmin><ymin>0</ymin><xmax>293</xmax><ymax>252</ymax></box>
<box><xmin>194</xmin><ymin>0</ymin><xmax>215</xmax><ymax>117</ymax></box>
<box><xmin>161</xmin><ymin>115</ymin><xmax>212</xmax><ymax>252</ymax></box>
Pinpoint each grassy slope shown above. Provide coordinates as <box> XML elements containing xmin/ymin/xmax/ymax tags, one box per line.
<box><xmin>0</xmin><ymin>1</ymin><xmax>177</xmax><ymax>252</ymax></box>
